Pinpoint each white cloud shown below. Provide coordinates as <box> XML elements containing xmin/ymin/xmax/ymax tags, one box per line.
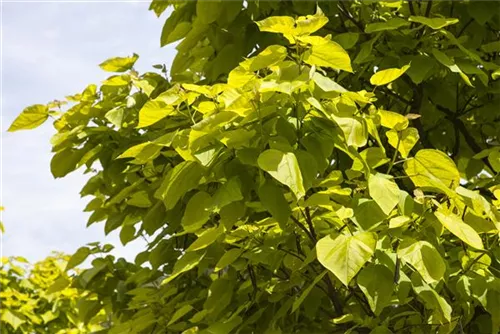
<box><xmin>1</xmin><ymin>2</ymin><xmax>174</xmax><ymax>263</ymax></box>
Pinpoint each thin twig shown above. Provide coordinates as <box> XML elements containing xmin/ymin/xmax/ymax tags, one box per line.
<box><xmin>457</xmin><ymin>18</ymin><xmax>473</xmax><ymax>38</ymax></box>
<box><xmin>290</xmin><ymin>215</ymin><xmax>314</xmax><ymax>243</ymax></box>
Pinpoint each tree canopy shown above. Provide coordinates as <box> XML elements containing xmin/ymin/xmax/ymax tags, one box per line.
<box><xmin>3</xmin><ymin>1</ymin><xmax>500</xmax><ymax>333</ymax></box>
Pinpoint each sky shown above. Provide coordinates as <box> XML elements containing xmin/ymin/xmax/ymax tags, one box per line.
<box><xmin>1</xmin><ymin>1</ymin><xmax>175</xmax><ymax>263</ymax></box>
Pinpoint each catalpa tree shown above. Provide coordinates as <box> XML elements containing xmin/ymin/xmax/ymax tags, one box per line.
<box><xmin>6</xmin><ymin>1</ymin><xmax>500</xmax><ymax>333</ymax></box>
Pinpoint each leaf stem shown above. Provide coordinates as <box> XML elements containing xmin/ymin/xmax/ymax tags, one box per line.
<box><xmin>387</xmin><ymin>135</ymin><xmax>401</xmax><ymax>174</ymax></box>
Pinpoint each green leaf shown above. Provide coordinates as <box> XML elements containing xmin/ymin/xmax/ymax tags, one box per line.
<box><xmin>351</xmin><ymin>199</ymin><xmax>388</xmax><ymax>231</ymax></box>
<box><xmin>352</xmin><ymin>147</ymin><xmax>389</xmax><ymax>171</ymax></box>
<box><xmin>50</xmin><ymin>149</ymin><xmax>85</xmax><ymax>178</ymax></box>
<box><xmin>405</xmin><ymin>55</ymin><xmax>436</xmax><ymax>84</ymax></box>
<box><xmin>162</xmin><ymin>251</ymin><xmax>206</xmax><ymax>285</ymax></box>
<box><xmin>1</xmin><ymin>310</ymin><xmax>25</xmax><ymax>330</ymax></box>
<box><xmin>47</xmin><ymin>276</ymin><xmax>70</xmax><ymax>294</ymax></box>
<box><xmin>258</xmin><ymin>180</ymin><xmax>291</xmax><ymax>227</ymax></box>
<box><xmin>255</xmin><ymin>9</ymin><xmax>328</xmax><ymax>42</ymax></box>
<box><xmin>403</xmin><ymin>149</ymin><xmax>460</xmax><ymax>193</ymax></box>
<box><xmin>182</xmin><ymin>191</ymin><xmax>213</xmax><ymax>233</ymax></box>
<box><xmin>432</xmin><ymin>49</ymin><xmax>473</xmax><ymax>87</ymax></box>
<box><xmin>330</xmin><ymin>115</ymin><xmax>367</xmax><ymax>148</ymax></box>
<box><xmin>378</xmin><ymin>109</ymin><xmax>408</xmax><ymax>130</ymax></box>
<box><xmin>292</xmin><ymin>270</ymin><xmax>327</xmax><ymax>313</ymax></box>
<box><xmin>154</xmin><ymin>161</ymin><xmax>204</xmax><ymax>210</ymax></box>
<box><xmin>168</xmin><ymin>305</ymin><xmax>193</xmax><ymax>326</ymax></box>
<box><xmin>138</xmin><ymin>100</ymin><xmax>175</xmax><ymax>128</ymax></box>
<box><xmin>128</xmin><ymin>191</ymin><xmax>152</xmax><ymax>208</ymax></box>
<box><xmin>302</xmin><ymin>37</ymin><xmax>353</xmax><ymax>72</ymax></box>
<box><xmin>411</xmin><ymin>273</ymin><xmax>452</xmax><ymax>323</ymax></box>
<box><xmin>105</xmin><ymin>107</ymin><xmax>124</xmax><ymax>128</ymax></box>
<box><xmin>255</xmin><ymin>16</ymin><xmax>295</xmax><ymax>36</ymax></box>
<box><xmin>357</xmin><ymin>264</ymin><xmax>394</xmax><ymax>315</ymax></box>
<box><xmin>212</xmin><ymin>177</ymin><xmax>243</xmax><ymax>210</ymax></box>
<box><xmin>332</xmin><ymin>32</ymin><xmax>359</xmax><ymax>50</ymax></box>
<box><xmin>409</xmin><ymin>16</ymin><xmax>459</xmax><ymax>30</ymax></box>
<box><xmin>186</xmin><ymin>225</ymin><xmax>224</xmax><ymax>252</ymax></box>
<box><xmin>215</xmin><ymin>248</ymin><xmax>243</xmax><ymax>272</ymax></box>
<box><xmin>8</xmin><ymin>104</ymin><xmax>49</xmax><ymax>132</ymax></box>
<box><xmin>240</xmin><ymin>45</ymin><xmax>287</xmax><ymax>72</ymax></box>
<box><xmin>66</xmin><ymin>247</ymin><xmax>90</xmax><ymax>271</ymax></box>
<box><xmin>196</xmin><ymin>0</ymin><xmax>222</xmax><ymax>24</ymax></box>
<box><xmin>365</xmin><ymin>18</ymin><xmax>410</xmax><ymax>33</ymax></box>
<box><xmin>493</xmin><ymin>68</ymin><xmax>500</xmax><ymax>80</ymax></box>
<box><xmin>258</xmin><ymin>149</ymin><xmax>306</xmax><ymax>199</ymax></box>
<box><xmin>368</xmin><ymin>173</ymin><xmax>400</xmax><ymax>215</ymax></box>
<box><xmin>99</xmin><ymin>53</ymin><xmax>139</xmax><ymax>72</ymax></box>
<box><xmin>370</xmin><ymin>64</ymin><xmax>410</xmax><ymax>86</ymax></box>
<box><xmin>397</xmin><ymin>239</ymin><xmax>446</xmax><ymax>283</ymax></box>
<box><xmin>435</xmin><ymin>211</ymin><xmax>484</xmax><ymax>250</ymax></box>
<box><xmin>312</xmin><ymin>72</ymin><xmax>347</xmax><ymax>93</ymax></box>
<box><xmin>317</xmin><ymin>232</ymin><xmax>377</xmax><ymax>286</ymax></box>
<box><xmin>386</xmin><ymin>127</ymin><xmax>419</xmax><ymax>158</ymax></box>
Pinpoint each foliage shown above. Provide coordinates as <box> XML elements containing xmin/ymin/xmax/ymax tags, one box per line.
<box><xmin>7</xmin><ymin>1</ymin><xmax>500</xmax><ymax>333</ymax></box>
<box><xmin>0</xmin><ymin>254</ymin><xmax>105</xmax><ymax>333</ymax></box>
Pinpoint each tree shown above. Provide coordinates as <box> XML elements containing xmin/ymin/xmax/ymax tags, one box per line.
<box><xmin>6</xmin><ymin>1</ymin><xmax>500</xmax><ymax>333</ymax></box>
<box><xmin>0</xmin><ymin>253</ymin><xmax>106</xmax><ymax>333</ymax></box>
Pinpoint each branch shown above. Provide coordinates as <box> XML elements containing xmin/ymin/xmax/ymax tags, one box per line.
<box><xmin>434</xmin><ymin>103</ymin><xmax>494</xmax><ymax>171</ymax></box>
<box><xmin>290</xmin><ymin>215</ymin><xmax>315</xmax><ymax>243</ymax></box>
<box><xmin>457</xmin><ymin>18</ymin><xmax>473</xmax><ymax>38</ymax></box>
<box><xmin>425</xmin><ymin>0</ymin><xmax>432</xmax><ymax>17</ymax></box>
<box><xmin>324</xmin><ymin>274</ymin><xmax>344</xmax><ymax>316</ymax></box>
<box><xmin>338</xmin><ymin>2</ymin><xmax>364</xmax><ymax>32</ymax></box>
<box><xmin>402</xmin><ymin>76</ymin><xmax>432</xmax><ymax>148</ymax></box>
<box><xmin>304</xmin><ymin>207</ymin><xmax>317</xmax><ymax>242</ymax></box>
<box><xmin>408</xmin><ymin>1</ymin><xmax>416</xmax><ymax>16</ymax></box>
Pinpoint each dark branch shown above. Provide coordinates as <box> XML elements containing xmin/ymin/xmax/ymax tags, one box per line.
<box><xmin>304</xmin><ymin>207</ymin><xmax>317</xmax><ymax>242</ymax></box>
<box><xmin>425</xmin><ymin>0</ymin><xmax>432</xmax><ymax>17</ymax></box>
<box><xmin>408</xmin><ymin>1</ymin><xmax>416</xmax><ymax>16</ymax></box>
<box><xmin>434</xmin><ymin>103</ymin><xmax>494</xmax><ymax>171</ymax></box>
<box><xmin>338</xmin><ymin>2</ymin><xmax>364</xmax><ymax>32</ymax></box>
<box><xmin>290</xmin><ymin>215</ymin><xmax>315</xmax><ymax>242</ymax></box>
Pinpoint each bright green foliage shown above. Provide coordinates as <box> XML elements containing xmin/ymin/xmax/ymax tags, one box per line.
<box><xmin>9</xmin><ymin>0</ymin><xmax>500</xmax><ymax>333</ymax></box>
<box><xmin>0</xmin><ymin>254</ymin><xmax>105</xmax><ymax>333</ymax></box>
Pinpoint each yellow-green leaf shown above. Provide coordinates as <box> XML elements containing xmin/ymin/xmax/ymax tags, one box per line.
<box><xmin>8</xmin><ymin>104</ymin><xmax>49</xmax><ymax>132</ymax></box>
<box><xmin>168</xmin><ymin>305</ymin><xmax>194</xmax><ymax>326</ymax></box>
<box><xmin>317</xmin><ymin>232</ymin><xmax>377</xmax><ymax>286</ymax></box>
<box><xmin>386</xmin><ymin>127</ymin><xmax>419</xmax><ymax>158</ymax></box>
<box><xmin>432</xmin><ymin>49</ymin><xmax>473</xmax><ymax>87</ymax></box>
<box><xmin>370</xmin><ymin>64</ymin><xmax>410</xmax><ymax>86</ymax></box>
<box><xmin>182</xmin><ymin>191</ymin><xmax>213</xmax><ymax>233</ymax></box>
<box><xmin>404</xmin><ymin>149</ymin><xmax>460</xmax><ymax>194</ymax></box>
<box><xmin>409</xmin><ymin>16</ymin><xmax>459</xmax><ymax>30</ymax></box>
<box><xmin>378</xmin><ymin>109</ymin><xmax>409</xmax><ymax>130</ymax></box>
<box><xmin>365</xmin><ymin>17</ymin><xmax>410</xmax><ymax>33</ymax></box>
<box><xmin>302</xmin><ymin>37</ymin><xmax>353</xmax><ymax>72</ymax></box>
<box><xmin>258</xmin><ymin>149</ymin><xmax>306</xmax><ymax>199</ymax></box>
<box><xmin>435</xmin><ymin>211</ymin><xmax>484</xmax><ymax>250</ymax></box>
<box><xmin>368</xmin><ymin>173</ymin><xmax>400</xmax><ymax>215</ymax></box>
<box><xmin>162</xmin><ymin>251</ymin><xmax>206</xmax><ymax>285</ymax></box>
<box><xmin>99</xmin><ymin>53</ymin><xmax>139</xmax><ymax>72</ymax></box>
<box><xmin>186</xmin><ymin>225</ymin><xmax>224</xmax><ymax>252</ymax></box>
<box><xmin>138</xmin><ymin>100</ymin><xmax>175</xmax><ymax>128</ymax></box>
<box><xmin>397</xmin><ymin>239</ymin><xmax>446</xmax><ymax>283</ymax></box>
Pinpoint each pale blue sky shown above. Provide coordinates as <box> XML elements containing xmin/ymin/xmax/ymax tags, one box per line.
<box><xmin>1</xmin><ymin>2</ymin><xmax>175</xmax><ymax>262</ymax></box>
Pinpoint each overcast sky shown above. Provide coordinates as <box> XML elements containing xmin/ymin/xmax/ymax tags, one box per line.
<box><xmin>1</xmin><ymin>1</ymin><xmax>175</xmax><ymax>262</ymax></box>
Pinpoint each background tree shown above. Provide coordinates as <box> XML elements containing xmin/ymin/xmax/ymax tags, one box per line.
<box><xmin>5</xmin><ymin>1</ymin><xmax>500</xmax><ymax>333</ymax></box>
<box><xmin>0</xmin><ymin>252</ymin><xmax>106</xmax><ymax>333</ymax></box>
